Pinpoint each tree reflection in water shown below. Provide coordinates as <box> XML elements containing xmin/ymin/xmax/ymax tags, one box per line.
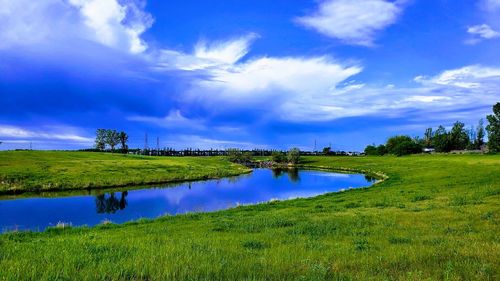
<box><xmin>364</xmin><ymin>175</ymin><xmax>377</xmax><ymax>183</ymax></box>
<box><xmin>95</xmin><ymin>191</ymin><xmax>128</xmax><ymax>214</ymax></box>
<box><xmin>271</xmin><ymin>168</ymin><xmax>300</xmax><ymax>183</ymax></box>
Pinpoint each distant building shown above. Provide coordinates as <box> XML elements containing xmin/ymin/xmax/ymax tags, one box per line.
<box><xmin>423</xmin><ymin>148</ymin><xmax>435</xmax><ymax>153</ymax></box>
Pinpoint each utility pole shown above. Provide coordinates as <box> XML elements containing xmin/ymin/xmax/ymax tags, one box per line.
<box><xmin>144</xmin><ymin>133</ymin><xmax>149</xmax><ymax>150</ymax></box>
<box><xmin>156</xmin><ymin>137</ymin><xmax>160</xmax><ymax>154</ymax></box>
<box><xmin>30</xmin><ymin>142</ymin><xmax>32</xmax><ymax>150</ymax></box>
<box><xmin>314</xmin><ymin>139</ymin><xmax>317</xmax><ymax>153</ymax></box>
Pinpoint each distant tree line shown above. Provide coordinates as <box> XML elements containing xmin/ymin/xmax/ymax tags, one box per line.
<box><xmin>364</xmin><ymin>102</ymin><xmax>500</xmax><ymax>156</ymax></box>
<box><xmin>225</xmin><ymin>148</ymin><xmax>302</xmax><ymax>165</ymax></box>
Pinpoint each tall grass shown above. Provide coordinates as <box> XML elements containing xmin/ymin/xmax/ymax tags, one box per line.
<box><xmin>0</xmin><ymin>154</ymin><xmax>499</xmax><ymax>280</ymax></box>
<box><xmin>0</xmin><ymin>151</ymin><xmax>250</xmax><ymax>194</ymax></box>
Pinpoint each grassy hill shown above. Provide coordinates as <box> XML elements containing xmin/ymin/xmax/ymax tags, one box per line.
<box><xmin>0</xmin><ymin>154</ymin><xmax>499</xmax><ymax>280</ymax></box>
<box><xmin>0</xmin><ymin>151</ymin><xmax>250</xmax><ymax>194</ymax></box>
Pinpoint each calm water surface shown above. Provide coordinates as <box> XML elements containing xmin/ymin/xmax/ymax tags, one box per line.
<box><xmin>0</xmin><ymin>169</ymin><xmax>374</xmax><ymax>232</ymax></box>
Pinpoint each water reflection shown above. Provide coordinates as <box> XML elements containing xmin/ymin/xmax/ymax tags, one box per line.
<box><xmin>271</xmin><ymin>168</ymin><xmax>300</xmax><ymax>183</ymax></box>
<box><xmin>364</xmin><ymin>175</ymin><xmax>377</xmax><ymax>183</ymax></box>
<box><xmin>95</xmin><ymin>191</ymin><xmax>128</xmax><ymax>214</ymax></box>
<box><xmin>0</xmin><ymin>169</ymin><xmax>373</xmax><ymax>232</ymax></box>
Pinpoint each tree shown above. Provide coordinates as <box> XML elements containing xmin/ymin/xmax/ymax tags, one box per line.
<box><xmin>433</xmin><ymin>126</ymin><xmax>451</xmax><ymax>152</ymax></box>
<box><xmin>226</xmin><ymin>149</ymin><xmax>253</xmax><ymax>163</ymax></box>
<box><xmin>95</xmin><ymin>129</ymin><xmax>106</xmax><ymax>151</ymax></box>
<box><xmin>105</xmin><ymin>129</ymin><xmax>120</xmax><ymax>151</ymax></box>
<box><xmin>118</xmin><ymin>131</ymin><xmax>129</xmax><ymax>152</ymax></box>
<box><xmin>287</xmin><ymin>148</ymin><xmax>301</xmax><ymax>164</ymax></box>
<box><xmin>386</xmin><ymin>135</ymin><xmax>422</xmax><ymax>156</ymax></box>
<box><xmin>486</xmin><ymin>102</ymin><xmax>500</xmax><ymax>153</ymax></box>
<box><xmin>322</xmin><ymin>146</ymin><xmax>331</xmax><ymax>155</ymax></box>
<box><xmin>364</xmin><ymin>145</ymin><xmax>377</xmax><ymax>156</ymax></box>
<box><xmin>364</xmin><ymin>144</ymin><xmax>387</xmax><ymax>156</ymax></box>
<box><xmin>226</xmin><ymin>148</ymin><xmax>243</xmax><ymax>163</ymax></box>
<box><xmin>476</xmin><ymin>118</ymin><xmax>485</xmax><ymax>149</ymax></box>
<box><xmin>449</xmin><ymin>121</ymin><xmax>470</xmax><ymax>150</ymax></box>
<box><xmin>424</xmin><ymin>128</ymin><xmax>433</xmax><ymax>148</ymax></box>
<box><xmin>377</xmin><ymin>144</ymin><xmax>387</xmax><ymax>155</ymax></box>
<box><xmin>271</xmin><ymin>151</ymin><xmax>287</xmax><ymax>163</ymax></box>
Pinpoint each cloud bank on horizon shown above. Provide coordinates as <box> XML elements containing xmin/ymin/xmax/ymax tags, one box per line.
<box><xmin>0</xmin><ymin>0</ymin><xmax>499</xmax><ymax>151</ymax></box>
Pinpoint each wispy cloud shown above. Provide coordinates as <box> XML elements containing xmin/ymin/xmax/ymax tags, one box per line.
<box><xmin>156</xmin><ymin>33</ymin><xmax>257</xmax><ymax>71</ymax></box>
<box><xmin>128</xmin><ymin>110</ymin><xmax>205</xmax><ymax>130</ymax></box>
<box><xmin>296</xmin><ymin>0</ymin><xmax>405</xmax><ymax>46</ymax></box>
<box><xmin>0</xmin><ymin>125</ymin><xmax>93</xmax><ymax>142</ymax></box>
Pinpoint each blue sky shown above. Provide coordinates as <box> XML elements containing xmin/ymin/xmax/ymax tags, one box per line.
<box><xmin>1</xmin><ymin>0</ymin><xmax>499</xmax><ymax>151</ymax></box>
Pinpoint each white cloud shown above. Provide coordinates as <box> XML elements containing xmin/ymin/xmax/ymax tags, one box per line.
<box><xmin>68</xmin><ymin>0</ymin><xmax>153</xmax><ymax>53</ymax></box>
<box><xmin>194</xmin><ymin>33</ymin><xmax>258</xmax><ymax>65</ymax></box>
<box><xmin>415</xmin><ymin>65</ymin><xmax>500</xmax><ymax>88</ymax></box>
<box><xmin>466</xmin><ymin>24</ymin><xmax>500</xmax><ymax>44</ymax></box>
<box><xmin>156</xmin><ymin>35</ymin><xmax>500</xmax><ymax>122</ymax></box>
<box><xmin>162</xmin><ymin>135</ymin><xmax>266</xmax><ymax>150</ymax></box>
<box><xmin>0</xmin><ymin>125</ymin><xmax>93</xmax><ymax>142</ymax></box>
<box><xmin>482</xmin><ymin>0</ymin><xmax>500</xmax><ymax>11</ymax></box>
<box><xmin>128</xmin><ymin>110</ymin><xmax>205</xmax><ymax>130</ymax></box>
<box><xmin>296</xmin><ymin>0</ymin><xmax>404</xmax><ymax>46</ymax></box>
<box><xmin>0</xmin><ymin>0</ymin><xmax>153</xmax><ymax>53</ymax></box>
<box><xmin>198</xmin><ymin>56</ymin><xmax>362</xmax><ymax>95</ymax></box>
<box><xmin>157</xmin><ymin>33</ymin><xmax>257</xmax><ymax>71</ymax></box>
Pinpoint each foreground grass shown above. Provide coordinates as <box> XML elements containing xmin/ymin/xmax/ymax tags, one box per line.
<box><xmin>0</xmin><ymin>151</ymin><xmax>250</xmax><ymax>194</ymax></box>
<box><xmin>0</xmin><ymin>154</ymin><xmax>499</xmax><ymax>280</ymax></box>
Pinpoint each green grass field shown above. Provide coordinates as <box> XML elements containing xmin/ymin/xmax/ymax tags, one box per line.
<box><xmin>0</xmin><ymin>153</ymin><xmax>499</xmax><ymax>280</ymax></box>
<box><xmin>0</xmin><ymin>151</ymin><xmax>250</xmax><ymax>194</ymax></box>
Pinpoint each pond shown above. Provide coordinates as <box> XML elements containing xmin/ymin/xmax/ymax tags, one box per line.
<box><xmin>0</xmin><ymin>169</ymin><xmax>375</xmax><ymax>232</ymax></box>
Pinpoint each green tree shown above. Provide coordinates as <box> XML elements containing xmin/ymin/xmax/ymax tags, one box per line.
<box><xmin>486</xmin><ymin>102</ymin><xmax>500</xmax><ymax>153</ymax></box>
<box><xmin>364</xmin><ymin>144</ymin><xmax>387</xmax><ymax>156</ymax></box>
<box><xmin>377</xmin><ymin>144</ymin><xmax>387</xmax><ymax>155</ymax></box>
<box><xmin>271</xmin><ymin>151</ymin><xmax>286</xmax><ymax>163</ymax></box>
<box><xmin>364</xmin><ymin>145</ymin><xmax>377</xmax><ymax>156</ymax></box>
<box><xmin>95</xmin><ymin>129</ymin><xmax>106</xmax><ymax>151</ymax></box>
<box><xmin>433</xmin><ymin>126</ymin><xmax>451</xmax><ymax>152</ymax></box>
<box><xmin>226</xmin><ymin>149</ymin><xmax>253</xmax><ymax>163</ymax></box>
<box><xmin>322</xmin><ymin>146</ymin><xmax>331</xmax><ymax>155</ymax></box>
<box><xmin>105</xmin><ymin>129</ymin><xmax>120</xmax><ymax>151</ymax></box>
<box><xmin>449</xmin><ymin>121</ymin><xmax>470</xmax><ymax>150</ymax></box>
<box><xmin>386</xmin><ymin>135</ymin><xmax>422</xmax><ymax>156</ymax></box>
<box><xmin>118</xmin><ymin>131</ymin><xmax>129</xmax><ymax>152</ymax></box>
<box><xmin>287</xmin><ymin>148</ymin><xmax>301</xmax><ymax>164</ymax></box>
<box><xmin>424</xmin><ymin>128</ymin><xmax>433</xmax><ymax>148</ymax></box>
<box><xmin>476</xmin><ymin>118</ymin><xmax>485</xmax><ymax>149</ymax></box>
<box><xmin>226</xmin><ymin>148</ymin><xmax>243</xmax><ymax>163</ymax></box>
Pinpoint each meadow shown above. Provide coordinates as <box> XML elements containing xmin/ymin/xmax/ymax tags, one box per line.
<box><xmin>0</xmin><ymin>151</ymin><xmax>250</xmax><ymax>194</ymax></box>
<box><xmin>0</xmin><ymin>153</ymin><xmax>499</xmax><ymax>280</ymax></box>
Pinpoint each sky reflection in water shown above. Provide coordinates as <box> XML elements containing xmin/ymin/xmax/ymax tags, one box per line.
<box><xmin>0</xmin><ymin>169</ymin><xmax>374</xmax><ymax>232</ymax></box>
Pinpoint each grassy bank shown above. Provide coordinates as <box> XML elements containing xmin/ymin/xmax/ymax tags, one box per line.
<box><xmin>0</xmin><ymin>151</ymin><xmax>250</xmax><ymax>194</ymax></box>
<box><xmin>0</xmin><ymin>154</ymin><xmax>499</xmax><ymax>280</ymax></box>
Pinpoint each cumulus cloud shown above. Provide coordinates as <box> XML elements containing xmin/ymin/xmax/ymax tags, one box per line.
<box><xmin>155</xmin><ymin>35</ymin><xmax>500</xmax><ymax>123</ymax></box>
<box><xmin>466</xmin><ymin>24</ymin><xmax>500</xmax><ymax>44</ymax></box>
<box><xmin>296</xmin><ymin>0</ymin><xmax>405</xmax><ymax>46</ymax></box>
<box><xmin>0</xmin><ymin>0</ymin><xmax>153</xmax><ymax>53</ymax></box>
